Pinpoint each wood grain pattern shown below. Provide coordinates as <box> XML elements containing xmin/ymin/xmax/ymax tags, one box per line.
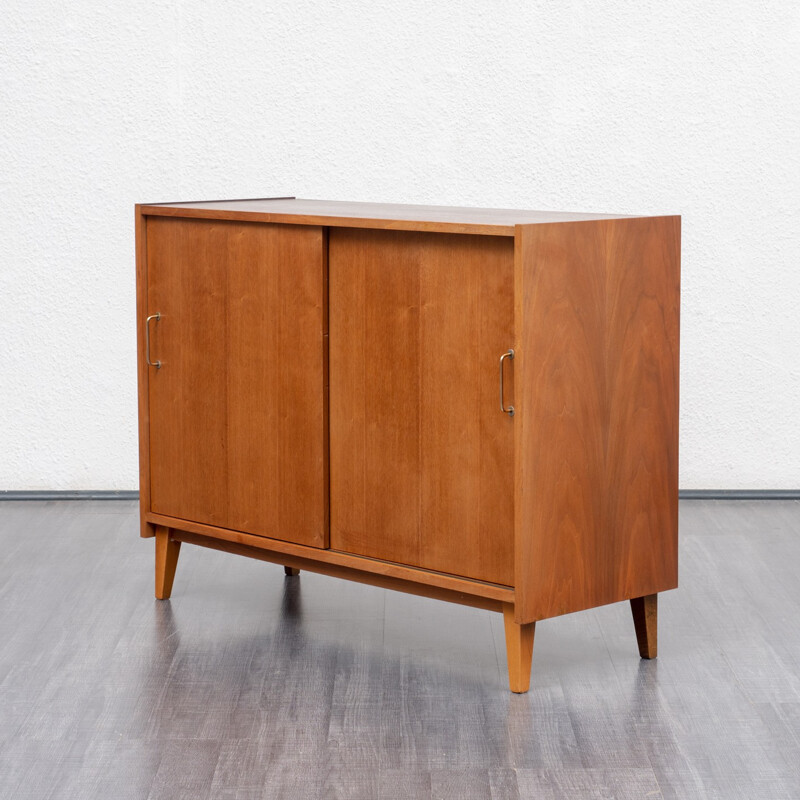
<box><xmin>146</xmin><ymin>217</ymin><xmax>228</xmax><ymax>527</ymax></box>
<box><xmin>223</xmin><ymin>220</ymin><xmax>327</xmax><ymax>544</ymax></box>
<box><xmin>514</xmin><ymin>217</ymin><xmax>680</xmax><ymax>623</ymax></box>
<box><xmin>503</xmin><ymin>604</ymin><xmax>535</xmax><ymax>693</ymax></box>
<box><xmin>146</xmin><ymin>510</ymin><xmax>514</xmax><ymax>604</ymax></box>
<box><xmin>135</xmin><ymin>206</ymin><xmax>155</xmax><ymax>538</ymax></box>
<box><xmin>145</xmin><ymin>217</ymin><xmax>327</xmax><ymax>547</ymax></box>
<box><xmin>630</xmin><ymin>593</ymin><xmax>658</xmax><ymax>658</ymax></box>
<box><xmin>329</xmin><ymin>229</ymin><xmax>515</xmax><ymax>585</ymax></box>
<box><xmin>140</xmin><ymin>198</ymin><xmax>632</xmax><ymax>237</ymax></box>
<box><xmin>154</xmin><ymin>525</ymin><xmax>181</xmax><ymax>599</ymax></box>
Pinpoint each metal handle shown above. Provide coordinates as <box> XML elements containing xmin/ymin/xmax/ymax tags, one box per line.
<box><xmin>146</xmin><ymin>313</ymin><xmax>161</xmax><ymax>369</ymax></box>
<box><xmin>500</xmin><ymin>349</ymin><xmax>514</xmax><ymax>416</ymax></box>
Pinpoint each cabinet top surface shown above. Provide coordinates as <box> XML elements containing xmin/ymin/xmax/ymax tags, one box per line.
<box><xmin>139</xmin><ymin>197</ymin><xmax>646</xmax><ymax>236</ymax></box>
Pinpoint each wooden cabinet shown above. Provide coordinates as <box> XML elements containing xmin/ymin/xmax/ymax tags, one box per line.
<box><xmin>136</xmin><ymin>198</ymin><xmax>680</xmax><ymax>693</ymax></box>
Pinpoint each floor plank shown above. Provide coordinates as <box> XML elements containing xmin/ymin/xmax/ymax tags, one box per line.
<box><xmin>0</xmin><ymin>499</ymin><xmax>799</xmax><ymax>798</ymax></box>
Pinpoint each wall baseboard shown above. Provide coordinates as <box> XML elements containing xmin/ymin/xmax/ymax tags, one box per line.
<box><xmin>0</xmin><ymin>490</ymin><xmax>140</xmax><ymax>501</ymax></box>
<box><xmin>0</xmin><ymin>489</ymin><xmax>799</xmax><ymax>501</ymax></box>
<box><xmin>678</xmin><ymin>489</ymin><xmax>800</xmax><ymax>500</ymax></box>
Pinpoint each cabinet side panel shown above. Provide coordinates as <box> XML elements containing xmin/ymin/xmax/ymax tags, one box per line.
<box><xmin>135</xmin><ymin>207</ymin><xmax>154</xmax><ymax>537</ymax></box>
<box><xmin>515</xmin><ymin>217</ymin><xmax>680</xmax><ymax>623</ymax></box>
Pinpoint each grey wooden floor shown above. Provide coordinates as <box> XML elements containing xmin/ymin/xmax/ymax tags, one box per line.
<box><xmin>1</xmin><ymin>501</ymin><xmax>799</xmax><ymax>799</ymax></box>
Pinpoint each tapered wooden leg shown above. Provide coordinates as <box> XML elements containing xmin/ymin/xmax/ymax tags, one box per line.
<box><xmin>155</xmin><ymin>526</ymin><xmax>181</xmax><ymax>600</ymax></box>
<box><xmin>284</xmin><ymin>566</ymin><xmax>300</xmax><ymax>576</ymax></box>
<box><xmin>630</xmin><ymin>593</ymin><xmax>657</xmax><ymax>658</ymax></box>
<box><xmin>503</xmin><ymin>604</ymin><xmax>535</xmax><ymax>693</ymax></box>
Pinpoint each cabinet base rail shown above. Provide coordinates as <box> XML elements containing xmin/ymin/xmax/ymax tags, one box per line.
<box><xmin>154</xmin><ymin>524</ymin><xmax>658</xmax><ymax>694</ymax></box>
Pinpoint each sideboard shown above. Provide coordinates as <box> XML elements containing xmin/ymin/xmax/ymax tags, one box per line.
<box><xmin>135</xmin><ymin>197</ymin><xmax>680</xmax><ymax>692</ymax></box>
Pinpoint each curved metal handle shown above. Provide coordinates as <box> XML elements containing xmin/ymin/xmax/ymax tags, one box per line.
<box><xmin>500</xmin><ymin>349</ymin><xmax>514</xmax><ymax>416</ymax></box>
<box><xmin>146</xmin><ymin>313</ymin><xmax>161</xmax><ymax>369</ymax></box>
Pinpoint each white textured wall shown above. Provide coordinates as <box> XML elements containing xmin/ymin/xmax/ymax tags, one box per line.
<box><xmin>1</xmin><ymin>1</ymin><xmax>798</xmax><ymax>490</ymax></box>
